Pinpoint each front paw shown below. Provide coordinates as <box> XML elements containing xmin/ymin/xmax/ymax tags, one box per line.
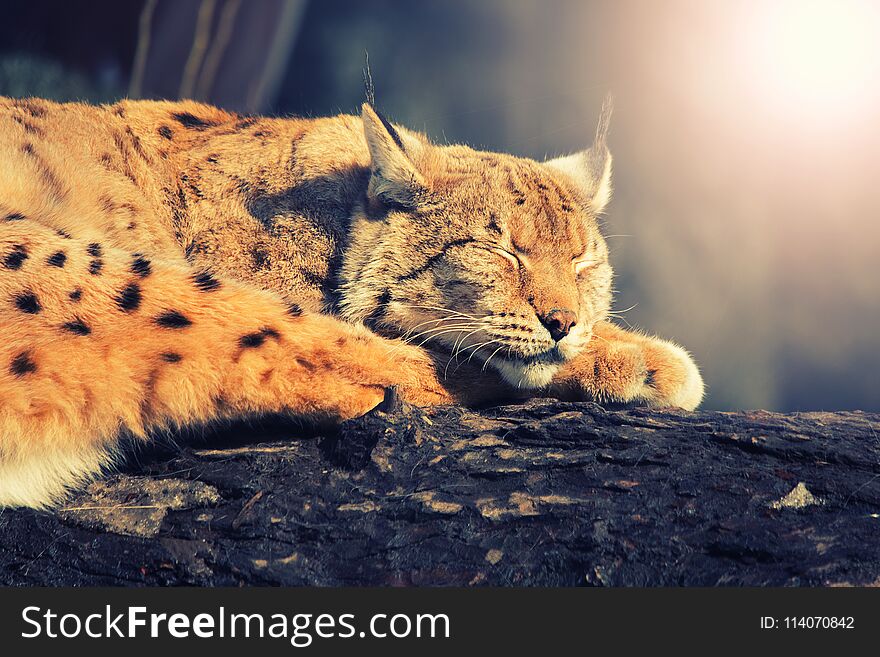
<box><xmin>635</xmin><ymin>338</ymin><xmax>704</xmax><ymax>410</ymax></box>
<box><xmin>553</xmin><ymin>337</ymin><xmax>704</xmax><ymax>410</ymax></box>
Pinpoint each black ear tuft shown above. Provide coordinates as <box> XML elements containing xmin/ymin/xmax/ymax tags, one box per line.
<box><xmin>363</xmin><ymin>51</ymin><xmax>376</xmax><ymax>107</ymax></box>
<box><xmin>544</xmin><ymin>94</ymin><xmax>614</xmax><ymax>214</ymax></box>
<box><xmin>362</xmin><ymin>53</ymin><xmax>405</xmax><ymax>152</ymax></box>
<box><xmin>594</xmin><ymin>93</ymin><xmax>613</xmax><ymax>152</ymax></box>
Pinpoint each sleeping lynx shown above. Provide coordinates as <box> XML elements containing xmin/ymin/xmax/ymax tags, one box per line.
<box><xmin>0</xmin><ymin>95</ymin><xmax>703</xmax><ymax>508</ymax></box>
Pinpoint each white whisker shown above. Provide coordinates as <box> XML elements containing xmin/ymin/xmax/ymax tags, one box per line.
<box><xmin>399</xmin><ymin>303</ymin><xmax>484</xmax><ymax>321</ymax></box>
<box><xmin>401</xmin><ymin>323</ymin><xmax>482</xmax><ymax>346</ymax></box>
<box><xmin>481</xmin><ymin>344</ymin><xmax>509</xmax><ymax>372</ymax></box>
<box><xmin>402</xmin><ymin>315</ymin><xmax>475</xmax><ymax>338</ymax></box>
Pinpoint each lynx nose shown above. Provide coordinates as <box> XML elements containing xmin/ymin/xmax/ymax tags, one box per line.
<box><xmin>541</xmin><ymin>309</ymin><xmax>578</xmax><ymax>342</ymax></box>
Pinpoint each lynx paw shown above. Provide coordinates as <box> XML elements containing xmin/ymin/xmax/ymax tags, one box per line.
<box><xmin>556</xmin><ymin>336</ymin><xmax>704</xmax><ymax>410</ymax></box>
<box><xmin>635</xmin><ymin>338</ymin><xmax>704</xmax><ymax>410</ymax></box>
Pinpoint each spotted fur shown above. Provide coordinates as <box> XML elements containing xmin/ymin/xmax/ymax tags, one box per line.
<box><xmin>0</xmin><ymin>95</ymin><xmax>702</xmax><ymax>508</ymax></box>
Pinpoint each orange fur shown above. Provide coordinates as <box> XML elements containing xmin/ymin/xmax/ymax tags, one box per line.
<box><xmin>0</xmin><ymin>96</ymin><xmax>702</xmax><ymax>508</ymax></box>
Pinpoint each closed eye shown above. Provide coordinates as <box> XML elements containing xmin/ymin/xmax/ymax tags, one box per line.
<box><xmin>489</xmin><ymin>246</ymin><xmax>520</xmax><ymax>268</ymax></box>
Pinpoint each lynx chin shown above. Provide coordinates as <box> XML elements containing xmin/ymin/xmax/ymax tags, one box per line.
<box><xmin>0</xmin><ymin>94</ymin><xmax>703</xmax><ymax>509</ymax></box>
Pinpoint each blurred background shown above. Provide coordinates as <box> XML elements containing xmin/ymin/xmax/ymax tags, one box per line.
<box><xmin>1</xmin><ymin>0</ymin><xmax>878</xmax><ymax>411</ymax></box>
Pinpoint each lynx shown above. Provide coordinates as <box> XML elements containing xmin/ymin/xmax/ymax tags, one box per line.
<box><xmin>0</xmin><ymin>95</ymin><xmax>703</xmax><ymax>508</ymax></box>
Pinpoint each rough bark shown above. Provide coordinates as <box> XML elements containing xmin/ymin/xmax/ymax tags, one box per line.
<box><xmin>2</xmin><ymin>394</ymin><xmax>879</xmax><ymax>586</ymax></box>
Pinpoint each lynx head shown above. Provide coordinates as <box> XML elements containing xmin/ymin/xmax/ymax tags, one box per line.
<box><xmin>341</xmin><ymin>97</ymin><xmax>615</xmax><ymax>389</ymax></box>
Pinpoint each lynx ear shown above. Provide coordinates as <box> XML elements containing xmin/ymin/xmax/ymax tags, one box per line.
<box><xmin>546</xmin><ymin>95</ymin><xmax>614</xmax><ymax>214</ymax></box>
<box><xmin>361</xmin><ymin>103</ymin><xmax>426</xmax><ymax>208</ymax></box>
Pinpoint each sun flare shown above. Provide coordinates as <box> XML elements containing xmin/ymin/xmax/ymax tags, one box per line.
<box><xmin>745</xmin><ymin>0</ymin><xmax>880</xmax><ymax>118</ymax></box>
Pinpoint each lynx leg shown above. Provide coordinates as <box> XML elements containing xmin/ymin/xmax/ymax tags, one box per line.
<box><xmin>548</xmin><ymin>321</ymin><xmax>704</xmax><ymax>410</ymax></box>
<box><xmin>0</xmin><ymin>220</ymin><xmax>449</xmax><ymax>507</ymax></box>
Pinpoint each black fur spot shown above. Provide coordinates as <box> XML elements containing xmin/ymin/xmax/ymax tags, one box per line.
<box><xmin>251</xmin><ymin>248</ymin><xmax>269</xmax><ymax>269</ymax></box>
<box><xmin>98</xmin><ymin>194</ymin><xmax>115</xmax><ymax>214</ymax></box>
<box><xmin>300</xmin><ymin>271</ymin><xmax>324</xmax><ymax>289</ymax></box>
<box><xmin>13</xmin><ymin>99</ymin><xmax>47</xmax><ymax>119</ymax></box>
<box><xmin>131</xmin><ymin>255</ymin><xmax>152</xmax><ymax>278</ymax></box>
<box><xmin>14</xmin><ymin>291</ymin><xmax>41</xmax><ymax>314</ymax></box>
<box><xmin>13</xmin><ymin>116</ymin><xmax>44</xmax><ymax>135</ymax></box>
<box><xmin>192</xmin><ymin>271</ymin><xmax>221</xmax><ymax>292</ymax></box>
<box><xmin>4</xmin><ymin>212</ymin><xmax>25</xmax><ymax>221</ymax></box>
<box><xmin>189</xmin><ymin>184</ymin><xmax>205</xmax><ymax>200</ymax></box>
<box><xmin>116</xmin><ymin>283</ymin><xmax>142</xmax><ymax>312</ymax></box>
<box><xmin>172</xmin><ymin>112</ymin><xmax>216</xmax><ymax>130</ymax></box>
<box><xmin>161</xmin><ymin>352</ymin><xmax>182</xmax><ymax>363</ymax></box>
<box><xmin>4</xmin><ymin>245</ymin><xmax>28</xmax><ymax>269</ymax></box>
<box><xmin>184</xmin><ymin>240</ymin><xmax>205</xmax><ymax>262</ymax></box>
<box><xmin>156</xmin><ymin>310</ymin><xmax>192</xmax><ymax>329</ymax></box>
<box><xmin>56</xmin><ymin>229</ymin><xmax>71</xmax><ymax>239</ymax></box>
<box><xmin>87</xmin><ymin>243</ymin><xmax>102</xmax><ymax>257</ymax></box>
<box><xmin>239</xmin><ymin>332</ymin><xmax>267</xmax><ymax>348</ymax></box>
<box><xmin>20</xmin><ymin>144</ymin><xmax>67</xmax><ymax>203</ymax></box>
<box><xmin>286</xmin><ymin>302</ymin><xmax>303</xmax><ymax>317</ymax></box>
<box><xmin>239</xmin><ymin>327</ymin><xmax>280</xmax><ymax>349</ymax></box>
<box><xmin>69</xmin><ymin>288</ymin><xmax>83</xmax><ymax>302</ymax></box>
<box><xmin>126</xmin><ymin>127</ymin><xmax>149</xmax><ymax>162</ymax></box>
<box><xmin>158</xmin><ymin>126</ymin><xmax>173</xmax><ymax>140</ymax></box>
<box><xmin>47</xmin><ymin>251</ymin><xmax>67</xmax><ymax>267</ymax></box>
<box><xmin>62</xmin><ymin>318</ymin><xmax>91</xmax><ymax>335</ymax></box>
<box><xmin>10</xmin><ymin>351</ymin><xmax>36</xmax><ymax>377</ymax></box>
<box><xmin>89</xmin><ymin>259</ymin><xmax>104</xmax><ymax>275</ymax></box>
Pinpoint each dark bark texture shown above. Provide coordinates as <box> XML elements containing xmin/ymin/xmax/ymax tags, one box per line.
<box><xmin>2</xmin><ymin>395</ymin><xmax>879</xmax><ymax>586</ymax></box>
